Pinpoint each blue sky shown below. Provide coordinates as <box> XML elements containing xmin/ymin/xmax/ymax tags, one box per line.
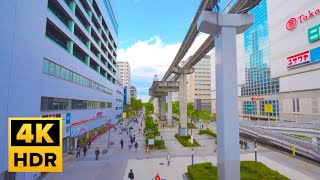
<box><xmin>114</xmin><ymin>0</ymin><xmax>230</xmax><ymax>101</ymax></box>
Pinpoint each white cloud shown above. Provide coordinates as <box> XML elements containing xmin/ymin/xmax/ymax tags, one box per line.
<box><xmin>118</xmin><ymin>33</ymin><xmax>210</xmax><ymax>101</ymax></box>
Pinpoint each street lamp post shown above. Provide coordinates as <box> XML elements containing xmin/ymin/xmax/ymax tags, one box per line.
<box><xmin>192</xmin><ymin>149</ymin><xmax>194</xmax><ymax>166</ymax></box>
<box><xmin>254</xmin><ymin>139</ymin><xmax>257</xmax><ymax>162</ymax></box>
<box><xmin>107</xmin><ymin>121</ymin><xmax>111</xmax><ymax>149</ymax></box>
<box><xmin>160</xmin><ymin>131</ymin><xmax>163</xmax><ymax>147</ymax></box>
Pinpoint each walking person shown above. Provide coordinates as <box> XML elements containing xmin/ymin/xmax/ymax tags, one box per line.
<box><xmin>76</xmin><ymin>145</ymin><xmax>81</xmax><ymax>158</ymax></box>
<box><xmin>154</xmin><ymin>173</ymin><xmax>161</xmax><ymax>180</ymax></box>
<box><xmin>88</xmin><ymin>139</ymin><xmax>91</xmax><ymax>149</ymax></box>
<box><xmin>120</xmin><ymin>139</ymin><xmax>124</xmax><ymax>149</ymax></box>
<box><xmin>166</xmin><ymin>153</ymin><xmax>171</xmax><ymax>166</ymax></box>
<box><xmin>244</xmin><ymin>141</ymin><xmax>248</xmax><ymax>150</ymax></box>
<box><xmin>128</xmin><ymin>141</ymin><xmax>132</xmax><ymax>151</ymax></box>
<box><xmin>145</xmin><ymin>147</ymin><xmax>149</xmax><ymax>159</ymax></box>
<box><xmin>83</xmin><ymin>145</ymin><xmax>87</xmax><ymax>156</ymax></box>
<box><xmin>134</xmin><ymin>142</ymin><xmax>138</xmax><ymax>151</ymax></box>
<box><xmin>95</xmin><ymin>147</ymin><xmax>100</xmax><ymax>160</ymax></box>
<box><xmin>128</xmin><ymin>169</ymin><xmax>134</xmax><ymax>180</ymax></box>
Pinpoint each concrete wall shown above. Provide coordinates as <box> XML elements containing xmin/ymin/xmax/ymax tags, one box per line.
<box><xmin>0</xmin><ymin>0</ymin><xmax>48</xmax><ymax>178</ymax></box>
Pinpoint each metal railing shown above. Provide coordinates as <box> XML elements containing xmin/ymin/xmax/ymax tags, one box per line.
<box><xmin>240</xmin><ymin>120</ymin><xmax>320</xmax><ymax>130</ymax></box>
<box><xmin>240</xmin><ymin>122</ymin><xmax>320</xmax><ymax>160</ymax></box>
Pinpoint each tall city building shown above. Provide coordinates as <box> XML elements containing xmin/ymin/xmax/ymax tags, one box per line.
<box><xmin>186</xmin><ymin>55</ymin><xmax>212</xmax><ymax>113</ymax></box>
<box><xmin>118</xmin><ymin>60</ymin><xmax>131</xmax><ymax>105</ymax></box>
<box><xmin>211</xmin><ymin>0</ymin><xmax>320</xmax><ymax>122</ymax></box>
<box><xmin>0</xmin><ymin>0</ymin><xmax>121</xmax><ymax>179</ymax></box>
<box><xmin>130</xmin><ymin>86</ymin><xmax>137</xmax><ymax>98</ymax></box>
<box><xmin>117</xmin><ymin>60</ymin><xmax>131</xmax><ymax>87</ymax></box>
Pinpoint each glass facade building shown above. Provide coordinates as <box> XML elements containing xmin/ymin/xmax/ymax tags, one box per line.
<box><xmin>241</xmin><ymin>0</ymin><xmax>279</xmax><ymax>118</ymax></box>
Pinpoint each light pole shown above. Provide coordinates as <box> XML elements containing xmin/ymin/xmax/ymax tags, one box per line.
<box><xmin>191</xmin><ymin>149</ymin><xmax>194</xmax><ymax>166</ymax></box>
<box><xmin>294</xmin><ymin>95</ymin><xmax>298</xmax><ymax>127</ymax></box>
<box><xmin>254</xmin><ymin>138</ymin><xmax>257</xmax><ymax>162</ymax></box>
<box><xmin>107</xmin><ymin>121</ymin><xmax>111</xmax><ymax>149</ymax></box>
<box><xmin>160</xmin><ymin>131</ymin><xmax>163</xmax><ymax>147</ymax></box>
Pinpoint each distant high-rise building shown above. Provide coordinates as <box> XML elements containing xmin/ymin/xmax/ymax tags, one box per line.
<box><xmin>117</xmin><ymin>60</ymin><xmax>131</xmax><ymax>87</ymax></box>
<box><xmin>117</xmin><ymin>60</ymin><xmax>131</xmax><ymax>105</ymax></box>
<box><xmin>130</xmin><ymin>86</ymin><xmax>137</xmax><ymax>98</ymax></box>
<box><xmin>185</xmin><ymin>55</ymin><xmax>212</xmax><ymax>113</ymax></box>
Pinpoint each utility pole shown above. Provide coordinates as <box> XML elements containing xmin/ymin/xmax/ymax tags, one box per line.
<box><xmin>191</xmin><ymin>149</ymin><xmax>194</xmax><ymax>166</ymax></box>
<box><xmin>107</xmin><ymin>121</ymin><xmax>111</xmax><ymax>149</ymax></box>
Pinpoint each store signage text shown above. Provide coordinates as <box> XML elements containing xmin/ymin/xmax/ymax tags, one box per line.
<box><xmin>251</xmin><ymin>97</ymin><xmax>264</xmax><ymax>101</ymax></box>
<box><xmin>308</xmin><ymin>24</ymin><xmax>320</xmax><ymax>43</ymax></box>
<box><xmin>95</xmin><ymin>111</ymin><xmax>102</xmax><ymax>118</ymax></box>
<box><xmin>287</xmin><ymin>46</ymin><xmax>320</xmax><ymax>69</ymax></box>
<box><xmin>286</xmin><ymin>8</ymin><xmax>320</xmax><ymax>31</ymax></box>
<box><xmin>287</xmin><ymin>50</ymin><xmax>310</xmax><ymax>68</ymax></box>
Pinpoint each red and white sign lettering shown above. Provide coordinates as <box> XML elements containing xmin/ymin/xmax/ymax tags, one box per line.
<box><xmin>287</xmin><ymin>50</ymin><xmax>310</xmax><ymax>68</ymax></box>
<box><xmin>251</xmin><ymin>97</ymin><xmax>264</xmax><ymax>101</ymax></box>
<box><xmin>287</xmin><ymin>8</ymin><xmax>320</xmax><ymax>31</ymax></box>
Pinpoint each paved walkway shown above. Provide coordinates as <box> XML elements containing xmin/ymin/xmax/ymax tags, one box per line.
<box><xmin>42</xmin><ymin>114</ymin><xmax>320</xmax><ymax>180</ymax></box>
<box><xmin>42</xmin><ymin>112</ymin><xmax>146</xmax><ymax>180</ymax></box>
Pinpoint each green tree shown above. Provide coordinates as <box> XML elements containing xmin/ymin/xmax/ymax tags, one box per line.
<box><xmin>187</xmin><ymin>103</ymin><xmax>194</xmax><ymax>117</ymax></box>
<box><xmin>172</xmin><ymin>101</ymin><xmax>180</xmax><ymax>115</ymax></box>
<box><xmin>199</xmin><ymin>109</ymin><xmax>211</xmax><ymax>124</ymax></box>
<box><xmin>143</xmin><ymin>102</ymin><xmax>154</xmax><ymax>114</ymax></box>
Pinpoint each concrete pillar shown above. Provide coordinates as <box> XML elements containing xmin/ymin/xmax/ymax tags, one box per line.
<box><xmin>172</xmin><ymin>67</ymin><xmax>194</xmax><ymax>136</ymax></box>
<box><xmin>179</xmin><ymin>73</ymin><xmax>187</xmax><ymax>135</ymax></box>
<box><xmin>69</xmin><ymin>1</ymin><xmax>76</xmax><ymax>14</ymax></box>
<box><xmin>167</xmin><ymin>92</ymin><xmax>173</xmax><ymax>126</ymax></box>
<box><xmin>88</xmin><ymin>10</ymin><xmax>92</xmax><ymax>20</ymax></box>
<box><xmin>160</xmin><ymin>96</ymin><xmax>166</xmax><ymax>120</ymax></box>
<box><xmin>197</xmin><ymin>11</ymin><xmax>254</xmax><ymax>180</ymax></box>
<box><xmin>154</xmin><ymin>97</ymin><xmax>159</xmax><ymax>116</ymax></box>
<box><xmin>67</xmin><ymin>41</ymin><xmax>74</xmax><ymax>54</ymax></box>
<box><xmin>68</xmin><ymin>20</ymin><xmax>75</xmax><ymax>34</ymax></box>
<box><xmin>215</xmin><ymin>26</ymin><xmax>240</xmax><ymax>180</ymax></box>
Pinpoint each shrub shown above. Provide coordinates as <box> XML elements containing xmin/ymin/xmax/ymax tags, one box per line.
<box><xmin>199</xmin><ymin>128</ymin><xmax>217</xmax><ymax>138</ymax></box>
<box><xmin>186</xmin><ymin>161</ymin><xmax>289</xmax><ymax>180</ymax></box>
<box><xmin>187</xmin><ymin>162</ymin><xmax>217</xmax><ymax>180</ymax></box>
<box><xmin>175</xmin><ymin>133</ymin><xmax>200</xmax><ymax>147</ymax></box>
<box><xmin>154</xmin><ymin>140</ymin><xmax>166</xmax><ymax>149</ymax></box>
<box><xmin>240</xmin><ymin>161</ymin><xmax>289</xmax><ymax>180</ymax></box>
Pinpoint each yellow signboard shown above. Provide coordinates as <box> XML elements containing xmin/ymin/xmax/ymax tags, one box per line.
<box><xmin>8</xmin><ymin>118</ymin><xmax>62</xmax><ymax>172</ymax></box>
<box><xmin>264</xmin><ymin>104</ymin><xmax>273</xmax><ymax>113</ymax></box>
<box><xmin>122</xmin><ymin>113</ymin><xmax>127</xmax><ymax>119</ymax></box>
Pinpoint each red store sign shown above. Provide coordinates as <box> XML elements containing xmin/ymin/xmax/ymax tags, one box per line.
<box><xmin>286</xmin><ymin>8</ymin><xmax>320</xmax><ymax>31</ymax></box>
<box><xmin>251</xmin><ymin>97</ymin><xmax>264</xmax><ymax>101</ymax></box>
<box><xmin>287</xmin><ymin>50</ymin><xmax>310</xmax><ymax>68</ymax></box>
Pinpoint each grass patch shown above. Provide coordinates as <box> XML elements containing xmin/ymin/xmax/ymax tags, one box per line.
<box><xmin>187</xmin><ymin>161</ymin><xmax>289</xmax><ymax>180</ymax></box>
<box><xmin>175</xmin><ymin>133</ymin><xmax>200</xmax><ymax>147</ymax></box>
<box><xmin>199</xmin><ymin>128</ymin><xmax>217</xmax><ymax>138</ymax></box>
<box><xmin>289</xmin><ymin>134</ymin><xmax>312</xmax><ymax>141</ymax></box>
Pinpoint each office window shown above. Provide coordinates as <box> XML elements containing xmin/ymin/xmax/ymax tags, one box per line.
<box><xmin>60</xmin><ymin>67</ymin><xmax>66</xmax><ymax>79</ymax></box>
<box><xmin>65</xmin><ymin>69</ymin><xmax>70</xmax><ymax>81</ymax></box>
<box><xmin>107</xmin><ymin>102</ymin><xmax>112</xmax><ymax>108</ymax></box>
<box><xmin>292</xmin><ymin>98</ymin><xmax>300</xmax><ymax>112</ymax></box>
<box><xmin>49</xmin><ymin>61</ymin><xmax>55</xmax><ymax>75</ymax></box>
<box><xmin>43</xmin><ymin>59</ymin><xmax>49</xmax><ymax>73</ymax></box>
